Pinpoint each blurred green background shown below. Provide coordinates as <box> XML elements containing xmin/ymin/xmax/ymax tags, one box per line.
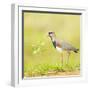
<box><xmin>24</xmin><ymin>12</ymin><xmax>80</xmax><ymax>77</ymax></box>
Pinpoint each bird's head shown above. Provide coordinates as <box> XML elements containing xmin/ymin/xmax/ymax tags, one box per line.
<box><xmin>48</xmin><ymin>32</ymin><xmax>56</xmax><ymax>38</ymax></box>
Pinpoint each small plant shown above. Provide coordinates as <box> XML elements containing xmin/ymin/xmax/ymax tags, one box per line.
<box><xmin>32</xmin><ymin>41</ymin><xmax>45</xmax><ymax>54</ymax></box>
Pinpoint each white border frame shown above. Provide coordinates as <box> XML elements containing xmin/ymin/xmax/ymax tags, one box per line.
<box><xmin>11</xmin><ymin>4</ymin><xmax>87</xmax><ymax>87</ymax></box>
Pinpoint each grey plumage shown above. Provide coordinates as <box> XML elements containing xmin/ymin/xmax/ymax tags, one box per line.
<box><xmin>60</xmin><ymin>41</ymin><xmax>79</xmax><ymax>53</ymax></box>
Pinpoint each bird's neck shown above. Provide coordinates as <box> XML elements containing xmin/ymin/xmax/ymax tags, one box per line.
<box><xmin>50</xmin><ymin>37</ymin><xmax>56</xmax><ymax>42</ymax></box>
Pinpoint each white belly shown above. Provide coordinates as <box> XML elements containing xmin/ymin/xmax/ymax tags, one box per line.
<box><xmin>56</xmin><ymin>47</ymin><xmax>63</xmax><ymax>52</ymax></box>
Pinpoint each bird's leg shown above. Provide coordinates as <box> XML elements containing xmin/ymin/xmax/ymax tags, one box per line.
<box><xmin>67</xmin><ymin>51</ymin><xmax>70</xmax><ymax>64</ymax></box>
<box><xmin>61</xmin><ymin>53</ymin><xmax>63</xmax><ymax>66</ymax></box>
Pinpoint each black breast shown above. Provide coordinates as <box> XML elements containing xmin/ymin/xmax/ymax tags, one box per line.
<box><xmin>52</xmin><ymin>41</ymin><xmax>56</xmax><ymax>48</ymax></box>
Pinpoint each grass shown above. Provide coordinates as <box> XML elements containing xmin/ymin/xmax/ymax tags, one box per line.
<box><xmin>24</xmin><ymin>64</ymin><xmax>80</xmax><ymax>77</ymax></box>
<box><xmin>23</xmin><ymin>12</ymin><xmax>80</xmax><ymax>77</ymax></box>
<box><xmin>24</xmin><ymin>58</ymin><xmax>80</xmax><ymax>77</ymax></box>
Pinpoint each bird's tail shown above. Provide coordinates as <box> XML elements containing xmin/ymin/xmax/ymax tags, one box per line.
<box><xmin>74</xmin><ymin>49</ymin><xmax>79</xmax><ymax>53</ymax></box>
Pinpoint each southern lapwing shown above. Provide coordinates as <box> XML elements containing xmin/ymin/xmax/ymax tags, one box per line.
<box><xmin>48</xmin><ymin>32</ymin><xmax>79</xmax><ymax>65</ymax></box>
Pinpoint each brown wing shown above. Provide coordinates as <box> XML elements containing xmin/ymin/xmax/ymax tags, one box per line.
<box><xmin>55</xmin><ymin>39</ymin><xmax>61</xmax><ymax>48</ymax></box>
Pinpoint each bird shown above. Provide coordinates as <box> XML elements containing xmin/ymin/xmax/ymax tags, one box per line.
<box><xmin>48</xmin><ymin>32</ymin><xmax>79</xmax><ymax>65</ymax></box>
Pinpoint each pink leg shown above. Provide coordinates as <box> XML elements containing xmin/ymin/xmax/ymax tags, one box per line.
<box><xmin>61</xmin><ymin>53</ymin><xmax>63</xmax><ymax>66</ymax></box>
<box><xmin>67</xmin><ymin>51</ymin><xmax>70</xmax><ymax>64</ymax></box>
